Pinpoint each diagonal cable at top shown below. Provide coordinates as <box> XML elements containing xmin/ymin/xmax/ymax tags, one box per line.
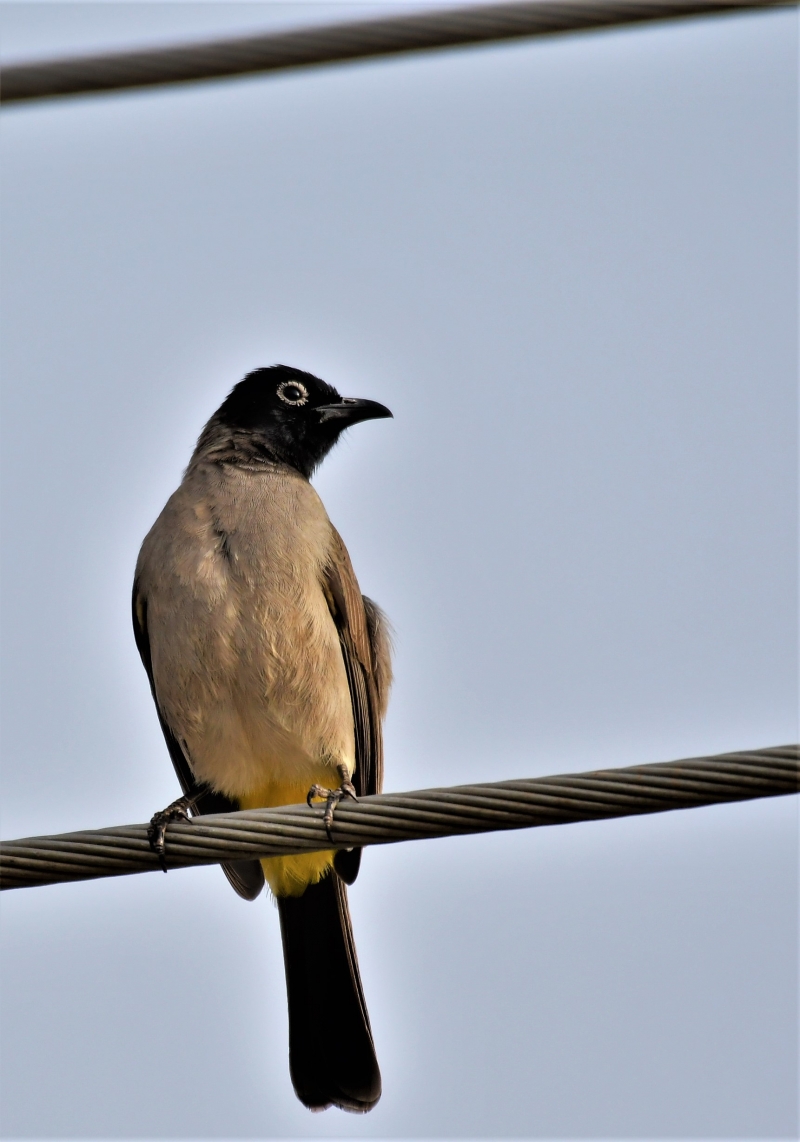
<box><xmin>0</xmin><ymin>0</ymin><xmax>794</xmax><ymax>105</ymax></box>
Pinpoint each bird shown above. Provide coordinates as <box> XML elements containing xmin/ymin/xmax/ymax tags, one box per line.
<box><xmin>132</xmin><ymin>364</ymin><xmax>393</xmax><ymax>1113</ymax></box>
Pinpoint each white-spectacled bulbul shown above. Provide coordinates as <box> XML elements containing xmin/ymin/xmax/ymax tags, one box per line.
<box><xmin>132</xmin><ymin>365</ymin><xmax>393</xmax><ymax>1112</ymax></box>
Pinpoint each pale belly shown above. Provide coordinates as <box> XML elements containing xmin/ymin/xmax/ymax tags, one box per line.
<box><xmin>138</xmin><ymin>461</ymin><xmax>356</xmax><ymax>895</ymax></box>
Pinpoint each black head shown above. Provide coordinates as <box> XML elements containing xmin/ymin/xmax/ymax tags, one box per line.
<box><xmin>201</xmin><ymin>365</ymin><xmax>392</xmax><ymax>477</ymax></box>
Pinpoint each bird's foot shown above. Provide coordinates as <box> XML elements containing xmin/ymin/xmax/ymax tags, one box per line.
<box><xmin>147</xmin><ymin>794</ymin><xmax>196</xmax><ymax>871</ymax></box>
<box><xmin>306</xmin><ymin>764</ymin><xmax>358</xmax><ymax>841</ymax></box>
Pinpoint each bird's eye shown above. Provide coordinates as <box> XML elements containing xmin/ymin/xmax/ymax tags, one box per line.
<box><xmin>277</xmin><ymin>380</ymin><xmax>309</xmax><ymax>407</ymax></box>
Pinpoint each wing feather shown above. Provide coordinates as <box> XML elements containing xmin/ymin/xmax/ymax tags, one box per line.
<box><xmin>323</xmin><ymin>531</ymin><xmax>392</xmax><ymax>886</ymax></box>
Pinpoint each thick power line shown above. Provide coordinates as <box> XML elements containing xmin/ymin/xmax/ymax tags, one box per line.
<box><xmin>0</xmin><ymin>0</ymin><xmax>793</xmax><ymax>104</ymax></box>
<box><xmin>2</xmin><ymin>745</ymin><xmax>796</xmax><ymax>890</ymax></box>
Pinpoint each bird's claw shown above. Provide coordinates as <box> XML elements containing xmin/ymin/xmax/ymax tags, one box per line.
<box><xmin>147</xmin><ymin>794</ymin><xmax>196</xmax><ymax>871</ymax></box>
<box><xmin>306</xmin><ymin>765</ymin><xmax>358</xmax><ymax>842</ymax></box>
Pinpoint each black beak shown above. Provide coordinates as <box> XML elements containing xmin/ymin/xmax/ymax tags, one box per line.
<box><xmin>316</xmin><ymin>397</ymin><xmax>393</xmax><ymax>426</ymax></box>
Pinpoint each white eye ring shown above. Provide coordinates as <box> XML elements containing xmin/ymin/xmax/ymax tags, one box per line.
<box><xmin>277</xmin><ymin>380</ymin><xmax>309</xmax><ymax>407</ymax></box>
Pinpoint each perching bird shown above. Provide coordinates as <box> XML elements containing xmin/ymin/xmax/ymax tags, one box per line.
<box><xmin>132</xmin><ymin>365</ymin><xmax>393</xmax><ymax>1112</ymax></box>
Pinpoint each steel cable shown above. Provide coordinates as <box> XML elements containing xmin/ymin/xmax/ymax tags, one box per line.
<box><xmin>0</xmin><ymin>0</ymin><xmax>793</xmax><ymax>105</ymax></box>
<box><xmin>1</xmin><ymin>745</ymin><xmax>796</xmax><ymax>890</ymax></box>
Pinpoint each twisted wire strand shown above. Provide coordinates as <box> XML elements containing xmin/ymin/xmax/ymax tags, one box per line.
<box><xmin>1</xmin><ymin>0</ymin><xmax>793</xmax><ymax>104</ymax></box>
<box><xmin>2</xmin><ymin>745</ymin><xmax>796</xmax><ymax>890</ymax></box>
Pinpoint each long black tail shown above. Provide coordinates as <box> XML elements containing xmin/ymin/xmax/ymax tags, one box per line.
<box><xmin>277</xmin><ymin>872</ymin><xmax>381</xmax><ymax>1112</ymax></box>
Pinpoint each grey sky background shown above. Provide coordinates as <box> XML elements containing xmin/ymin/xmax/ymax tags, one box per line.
<box><xmin>0</xmin><ymin>2</ymin><xmax>797</xmax><ymax>1138</ymax></box>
